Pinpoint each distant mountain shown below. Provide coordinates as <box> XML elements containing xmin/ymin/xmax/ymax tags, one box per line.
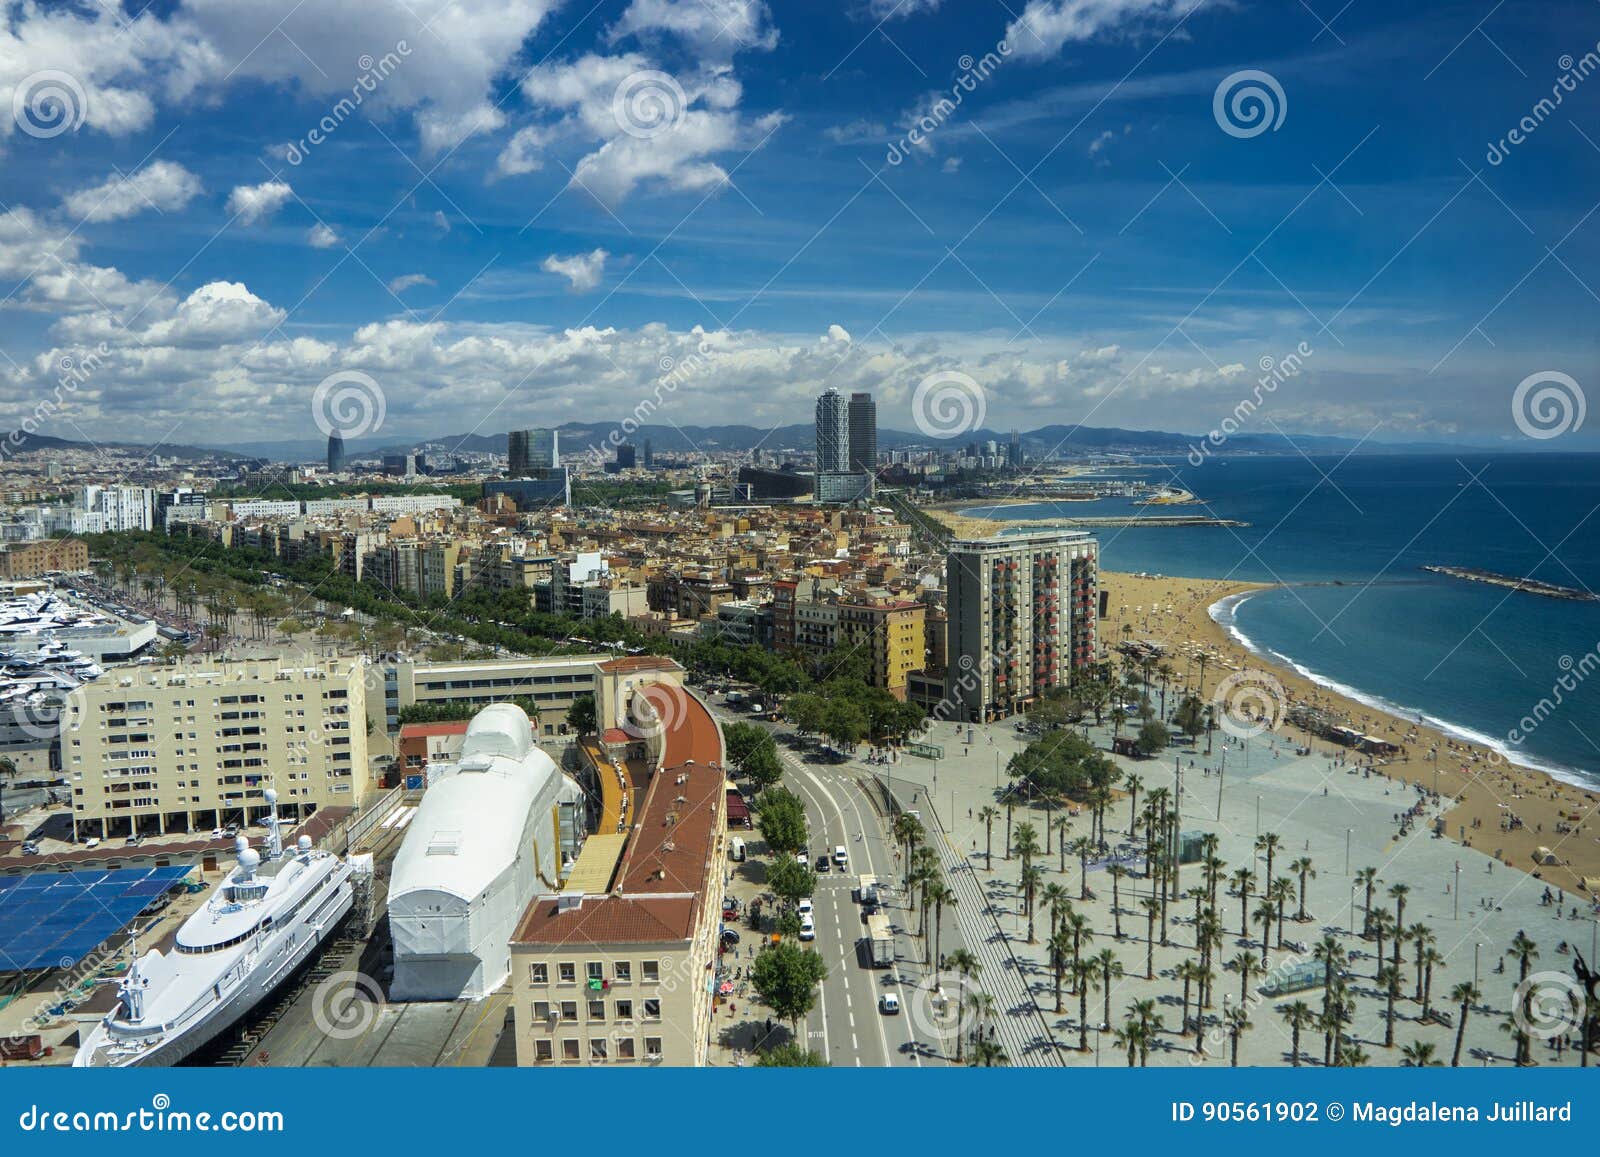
<box><xmin>1</xmin><ymin>429</ymin><xmax>249</xmax><ymax>460</ymax></box>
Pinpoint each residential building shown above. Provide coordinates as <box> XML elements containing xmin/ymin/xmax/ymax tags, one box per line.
<box><xmin>62</xmin><ymin>654</ymin><xmax>372</xmax><ymax>840</ymax></box>
<box><xmin>0</xmin><ymin>537</ymin><xmax>88</xmax><ymax>578</ymax></box>
<box><xmin>370</xmin><ymin>653</ymin><xmax>611</xmax><ymax>740</ymax></box>
<box><xmin>944</xmin><ymin>530</ymin><xmax>1099</xmax><ymax>721</ymax></box>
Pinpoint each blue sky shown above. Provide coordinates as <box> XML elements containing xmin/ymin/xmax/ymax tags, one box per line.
<box><xmin>2</xmin><ymin>0</ymin><xmax>1598</xmax><ymax>450</ymax></box>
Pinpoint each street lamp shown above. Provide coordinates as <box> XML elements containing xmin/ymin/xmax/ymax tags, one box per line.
<box><xmin>1344</xmin><ymin>828</ymin><xmax>1352</xmax><ymax>876</ymax></box>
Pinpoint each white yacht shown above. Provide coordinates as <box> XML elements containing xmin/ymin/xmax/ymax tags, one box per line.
<box><xmin>75</xmin><ymin>792</ymin><xmax>366</xmax><ymax>1068</ymax></box>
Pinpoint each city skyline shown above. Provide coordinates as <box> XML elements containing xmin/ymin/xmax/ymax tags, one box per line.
<box><xmin>0</xmin><ymin>2</ymin><xmax>1596</xmax><ymax>452</ymax></box>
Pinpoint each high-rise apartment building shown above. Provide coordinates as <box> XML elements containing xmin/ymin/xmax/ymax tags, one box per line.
<box><xmin>814</xmin><ymin>389</ymin><xmax>848</xmax><ymax>473</ymax></box>
<box><xmin>944</xmin><ymin>530</ymin><xmax>1098</xmax><ymax>721</ymax></box>
<box><xmin>848</xmin><ymin>392</ymin><xmax>877</xmax><ymax>475</ymax></box>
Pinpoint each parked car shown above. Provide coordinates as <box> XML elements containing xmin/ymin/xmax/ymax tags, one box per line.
<box><xmin>799</xmin><ymin>916</ymin><xmax>816</xmax><ymax>941</ymax></box>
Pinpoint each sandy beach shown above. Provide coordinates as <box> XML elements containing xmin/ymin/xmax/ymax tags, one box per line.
<box><xmin>1099</xmin><ymin>570</ymin><xmax>1600</xmax><ymax>898</ymax></box>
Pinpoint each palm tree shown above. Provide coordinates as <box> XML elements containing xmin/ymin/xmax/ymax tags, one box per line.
<box><xmin>1069</xmin><ymin>836</ymin><xmax>1093</xmax><ymax>900</ymax></box>
<box><xmin>1418</xmin><ymin>947</ymin><xmax>1443</xmax><ymax>1021</ymax></box>
<box><xmin>1233</xmin><ymin>950</ymin><xmax>1263</xmax><ymax>1005</ymax></box>
<box><xmin>1113</xmin><ymin>1022</ymin><xmax>1143</xmax><ymax>1067</ymax></box>
<box><xmin>1071</xmin><ymin>957</ymin><xmax>1099</xmax><ymax>1051</ymax></box>
<box><xmin>1140</xmin><ymin>895</ymin><xmax>1160</xmax><ymax>979</ymax></box>
<box><xmin>1502</xmin><ymin>1012</ymin><xmax>1534</xmax><ymax>1068</ymax></box>
<box><xmin>969</xmin><ymin>1038</ymin><xmax>1009</xmax><ymax>1067</ymax></box>
<box><xmin>1255</xmin><ymin>832</ymin><xmax>1282</xmax><ymax>894</ymax></box>
<box><xmin>1048</xmin><ymin>928</ymin><xmax>1072</xmax><ymax>1014</ymax></box>
<box><xmin>1230</xmin><ymin>867</ymin><xmax>1255</xmax><ymax>938</ymax></box>
<box><xmin>1095</xmin><ymin>947</ymin><xmax>1123</xmax><ymax>1030</ymax></box>
<box><xmin>977</xmin><ymin>805</ymin><xmax>999</xmax><ymax>870</ymax></box>
<box><xmin>1313</xmin><ymin>935</ymin><xmax>1346</xmax><ymax>1040</ymax></box>
<box><xmin>1225</xmin><ymin>1005</ymin><xmax>1250</xmax><ymax>1066</ymax></box>
<box><xmin>1176</xmin><ymin>959</ymin><xmax>1200</xmax><ymax>1036</ymax></box>
<box><xmin>1379</xmin><ymin>964</ymin><xmax>1402</xmax><ymax>1048</ymax></box>
<box><xmin>1339</xmin><ymin>1042</ymin><xmax>1371</xmax><ymax>1067</ymax></box>
<box><xmin>1401</xmin><ymin>1040</ymin><xmax>1441</xmax><ymax>1066</ymax></box>
<box><xmin>1355</xmin><ymin>866</ymin><xmax>1379</xmax><ymax>937</ymax></box>
<box><xmin>893</xmin><ymin>812</ymin><xmax>924</xmax><ymax>892</ymax></box>
<box><xmin>1408</xmin><ymin>923</ymin><xmax>1434</xmax><ymax>1001</ymax></box>
<box><xmin>1507</xmin><ymin>931</ymin><xmax>1539</xmax><ymax>1065</ymax></box>
<box><xmin>1106</xmin><ymin>863</ymin><xmax>1127</xmax><ymax>938</ymax></box>
<box><xmin>1291</xmin><ymin>856</ymin><xmax>1316</xmax><ymax>921</ymax></box>
<box><xmin>963</xmin><ymin>989</ymin><xmax>996</xmax><ymax>1064</ymax></box>
<box><xmin>1369</xmin><ymin>909</ymin><xmax>1395</xmax><ymax>978</ymax></box>
<box><xmin>1449</xmin><ymin>981</ymin><xmax>1480</xmax><ymax>1067</ymax></box>
<box><xmin>1127</xmin><ymin>998</ymin><xmax>1161</xmax><ymax>1066</ymax></box>
<box><xmin>1270</xmin><ymin>877</ymin><xmax>1294</xmax><ymax>947</ymax></box>
<box><xmin>1123</xmin><ymin>772</ymin><xmax>1144</xmax><ymax>836</ymax></box>
<box><xmin>1041</xmin><ymin>882</ymin><xmax>1071</xmax><ymax>942</ymax></box>
<box><xmin>1387</xmin><ymin>882</ymin><xmax>1410</xmax><ymax>969</ymax></box>
<box><xmin>1281</xmin><ymin>1000</ymin><xmax>1315</xmax><ymax>1066</ymax></box>
<box><xmin>1020</xmin><ymin>864</ymin><xmax>1044</xmax><ymax>943</ymax></box>
<box><xmin>926</xmin><ymin>879</ymin><xmax>954</xmax><ymax>968</ymax></box>
<box><xmin>947</xmin><ymin>949</ymin><xmax>980</xmax><ymax>987</ymax></box>
<box><xmin>1012</xmin><ymin>820</ymin><xmax>1040</xmax><ymax>871</ymax></box>
<box><xmin>1253</xmin><ymin>898</ymin><xmax>1277</xmax><ymax>964</ymax></box>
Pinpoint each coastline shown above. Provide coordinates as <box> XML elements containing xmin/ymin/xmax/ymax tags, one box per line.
<box><xmin>1100</xmin><ymin>570</ymin><xmax>1600</xmax><ymax>895</ymax></box>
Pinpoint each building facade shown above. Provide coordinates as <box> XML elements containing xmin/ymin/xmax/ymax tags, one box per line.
<box><xmin>944</xmin><ymin>530</ymin><xmax>1098</xmax><ymax>721</ymax></box>
<box><xmin>0</xmin><ymin>537</ymin><xmax>89</xmax><ymax>578</ymax></box>
<box><xmin>814</xmin><ymin>388</ymin><xmax>848</xmax><ymax>473</ymax></box>
<box><xmin>848</xmin><ymin>391</ymin><xmax>877</xmax><ymax>475</ymax></box>
<box><xmin>509</xmin><ymin>428</ymin><xmax>559</xmax><ymax>477</ymax></box>
<box><xmin>63</xmin><ymin>654</ymin><xmax>372</xmax><ymax>840</ymax></box>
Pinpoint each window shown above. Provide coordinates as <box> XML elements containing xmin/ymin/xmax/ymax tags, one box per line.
<box><xmin>561</xmin><ymin>1039</ymin><xmax>580</xmax><ymax>1061</ymax></box>
<box><xmin>643</xmin><ymin>998</ymin><xmax>661</xmax><ymax>1020</ymax></box>
<box><xmin>615</xmin><ymin>999</ymin><xmax>633</xmax><ymax>1021</ymax></box>
<box><xmin>532</xmin><ymin>1001</ymin><xmax>551</xmax><ymax>1022</ymax></box>
<box><xmin>644</xmin><ymin>1036</ymin><xmax>663</xmax><ymax>1058</ymax></box>
<box><xmin>559</xmin><ymin>1001</ymin><xmax>578</xmax><ymax>1022</ymax></box>
<box><xmin>642</xmin><ymin>960</ymin><xmax>660</xmax><ymax>982</ymax></box>
<box><xmin>533</xmin><ymin>1040</ymin><xmax>553</xmax><ymax>1063</ymax></box>
<box><xmin>616</xmin><ymin>1038</ymin><xmax>636</xmax><ymax>1060</ymax></box>
<box><xmin>558</xmin><ymin>962</ymin><xmax>576</xmax><ymax>983</ymax></box>
<box><xmin>588</xmin><ymin>999</ymin><xmax>606</xmax><ymax>1022</ymax></box>
<box><xmin>528</xmin><ymin>962</ymin><xmax>548</xmax><ymax>984</ymax></box>
<box><xmin>586</xmin><ymin>961</ymin><xmax>604</xmax><ymax>982</ymax></box>
<box><xmin>589</xmin><ymin>1039</ymin><xmax>608</xmax><ymax>1061</ymax></box>
<box><xmin>613</xmin><ymin>960</ymin><xmax>631</xmax><ymax>983</ymax></box>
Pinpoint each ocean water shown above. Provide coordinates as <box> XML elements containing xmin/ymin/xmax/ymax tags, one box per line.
<box><xmin>964</xmin><ymin>453</ymin><xmax>1600</xmax><ymax>788</ymax></box>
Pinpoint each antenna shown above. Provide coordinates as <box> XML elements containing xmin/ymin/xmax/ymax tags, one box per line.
<box><xmin>262</xmin><ymin>786</ymin><xmax>282</xmax><ymax>860</ymax></box>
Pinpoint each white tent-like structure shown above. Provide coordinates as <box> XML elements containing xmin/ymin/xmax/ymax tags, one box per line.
<box><xmin>388</xmin><ymin>704</ymin><xmax>579</xmax><ymax>1001</ymax></box>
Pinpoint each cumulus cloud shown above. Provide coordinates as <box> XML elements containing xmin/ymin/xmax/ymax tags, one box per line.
<box><xmin>542</xmin><ymin>249</ymin><xmax>610</xmax><ymax>293</ymax></box>
<box><xmin>1006</xmin><ymin>0</ymin><xmax>1205</xmax><ymax>59</ymax></box>
<box><xmin>307</xmin><ymin>223</ymin><xmax>341</xmax><ymax>248</ymax></box>
<box><xmin>62</xmin><ymin>161</ymin><xmax>203</xmax><ymax>223</ymax></box>
<box><xmin>608</xmin><ymin>0</ymin><xmax>777</xmax><ymax>59</ymax></box>
<box><xmin>387</xmin><ymin>272</ymin><xmax>435</xmax><ymax>293</ymax></box>
<box><xmin>496</xmin><ymin>124</ymin><xmax>547</xmax><ymax>176</ymax></box>
<box><xmin>226</xmin><ymin>180</ymin><xmax>293</xmax><ymax>224</ymax></box>
<box><xmin>866</xmin><ymin>0</ymin><xmax>942</xmax><ymax>19</ymax></box>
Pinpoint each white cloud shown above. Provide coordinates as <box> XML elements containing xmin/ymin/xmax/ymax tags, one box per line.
<box><xmin>608</xmin><ymin>0</ymin><xmax>777</xmax><ymax>60</ymax></box>
<box><xmin>542</xmin><ymin>249</ymin><xmax>610</xmax><ymax>293</ymax></box>
<box><xmin>866</xmin><ymin>0</ymin><xmax>942</xmax><ymax>19</ymax></box>
<box><xmin>137</xmin><ymin>281</ymin><xmax>286</xmax><ymax>348</ymax></box>
<box><xmin>1087</xmin><ymin>129</ymin><xmax>1114</xmax><ymax>155</ymax></box>
<box><xmin>517</xmin><ymin>53</ymin><xmax>785</xmax><ymax>204</ymax></box>
<box><xmin>307</xmin><ymin>223</ymin><xmax>341</xmax><ymax>248</ymax></box>
<box><xmin>1007</xmin><ymin>0</ymin><xmax>1205</xmax><ymax>59</ymax></box>
<box><xmin>62</xmin><ymin>161</ymin><xmax>203</xmax><ymax>223</ymax></box>
<box><xmin>824</xmin><ymin>118</ymin><xmax>884</xmax><ymax>144</ymax></box>
<box><xmin>941</xmin><ymin>156</ymin><xmax>961</xmax><ymax>173</ymax></box>
<box><xmin>496</xmin><ymin>124</ymin><xmax>547</xmax><ymax>176</ymax></box>
<box><xmin>0</xmin><ymin>208</ymin><xmax>82</xmax><ymax>278</ymax></box>
<box><xmin>417</xmin><ymin>102</ymin><xmax>506</xmax><ymax>156</ymax></box>
<box><xmin>432</xmin><ymin>210</ymin><xmax>451</xmax><ymax>234</ymax></box>
<box><xmin>387</xmin><ymin>273</ymin><xmax>435</xmax><ymax>294</ymax></box>
<box><xmin>226</xmin><ymin>180</ymin><xmax>293</xmax><ymax>224</ymax></box>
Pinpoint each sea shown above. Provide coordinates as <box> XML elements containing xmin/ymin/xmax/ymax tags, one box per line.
<box><xmin>961</xmin><ymin>453</ymin><xmax>1600</xmax><ymax>790</ymax></box>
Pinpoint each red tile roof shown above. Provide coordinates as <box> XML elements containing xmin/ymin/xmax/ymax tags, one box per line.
<box><xmin>398</xmin><ymin>721</ymin><xmax>471</xmax><ymax>739</ymax></box>
<box><xmin>597</xmin><ymin>655</ymin><xmax>684</xmax><ymax>674</ymax></box>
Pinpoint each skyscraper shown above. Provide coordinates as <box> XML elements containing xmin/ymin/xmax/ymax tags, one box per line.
<box><xmin>327</xmin><ymin>433</ymin><xmax>345</xmax><ymax>472</ymax></box>
<box><xmin>814</xmin><ymin>388</ymin><xmax>848</xmax><ymax>473</ymax></box>
<box><xmin>616</xmin><ymin>443</ymin><xmax>637</xmax><ymax>469</ymax></box>
<box><xmin>508</xmin><ymin>428</ymin><xmax>559</xmax><ymax>477</ymax></box>
<box><xmin>848</xmin><ymin>392</ymin><xmax>877</xmax><ymax>475</ymax></box>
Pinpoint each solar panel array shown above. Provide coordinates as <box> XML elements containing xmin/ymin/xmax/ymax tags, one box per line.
<box><xmin>0</xmin><ymin>866</ymin><xmax>193</xmax><ymax>973</ymax></box>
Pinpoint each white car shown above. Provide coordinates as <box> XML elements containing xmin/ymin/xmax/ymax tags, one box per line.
<box><xmin>795</xmin><ymin>852</ymin><xmax>807</xmax><ymax>867</ymax></box>
<box><xmin>879</xmin><ymin>992</ymin><xmax>900</xmax><ymax>1015</ymax></box>
<box><xmin>832</xmin><ymin>845</ymin><xmax>848</xmax><ymax>867</ymax></box>
<box><xmin>799</xmin><ymin>916</ymin><xmax>816</xmax><ymax>941</ymax></box>
<box><xmin>796</xmin><ymin>898</ymin><xmax>814</xmax><ymax>918</ymax></box>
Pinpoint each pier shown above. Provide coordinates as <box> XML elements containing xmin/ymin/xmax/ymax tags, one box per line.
<box><xmin>1422</xmin><ymin>565</ymin><xmax>1599</xmax><ymax>602</ymax></box>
